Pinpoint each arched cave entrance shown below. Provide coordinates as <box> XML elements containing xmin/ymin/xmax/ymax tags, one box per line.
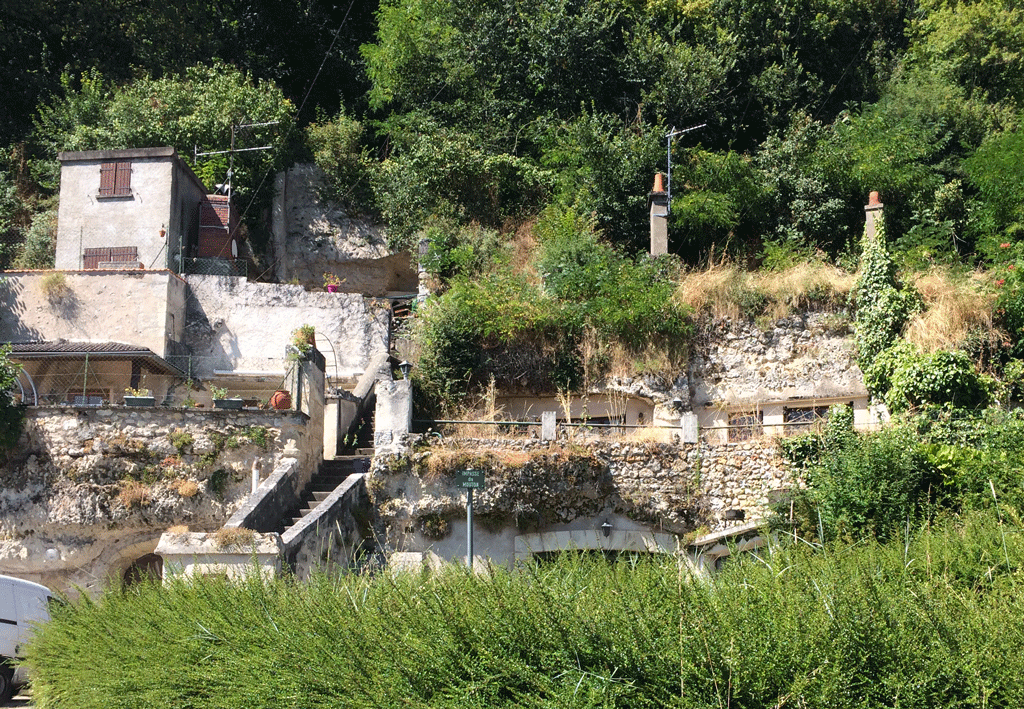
<box><xmin>123</xmin><ymin>553</ymin><xmax>163</xmax><ymax>586</ymax></box>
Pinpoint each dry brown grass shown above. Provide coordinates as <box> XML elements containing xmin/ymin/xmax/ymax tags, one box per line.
<box><xmin>420</xmin><ymin>448</ymin><xmax>534</xmax><ymax>481</ymax></box>
<box><xmin>118</xmin><ymin>481</ymin><xmax>150</xmax><ymax>510</ymax></box>
<box><xmin>445</xmin><ymin>377</ymin><xmax>522</xmax><ymax>438</ymax></box>
<box><xmin>674</xmin><ymin>262</ymin><xmax>855</xmax><ymax>320</ymax></box>
<box><xmin>905</xmin><ymin>269</ymin><xmax>998</xmax><ymax>352</ymax></box>
<box><xmin>175</xmin><ymin>479</ymin><xmax>200</xmax><ymax>498</ymax></box>
<box><xmin>166</xmin><ymin>524</ymin><xmax>189</xmax><ymax>534</ymax></box>
<box><xmin>504</xmin><ymin>220</ymin><xmax>540</xmax><ymax>281</ymax></box>
<box><xmin>214</xmin><ymin>527</ymin><xmax>256</xmax><ymax>549</ymax></box>
<box><xmin>622</xmin><ymin>426</ymin><xmax>674</xmax><ymax>444</ymax></box>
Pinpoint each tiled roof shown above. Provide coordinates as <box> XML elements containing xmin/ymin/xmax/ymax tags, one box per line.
<box><xmin>7</xmin><ymin>341</ymin><xmax>151</xmax><ymax>354</ymax></box>
<box><xmin>4</xmin><ymin>341</ymin><xmax>184</xmax><ymax>376</ymax></box>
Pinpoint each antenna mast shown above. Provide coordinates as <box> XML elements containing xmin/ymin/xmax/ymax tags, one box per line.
<box><xmin>665</xmin><ymin>123</ymin><xmax>706</xmax><ymax>214</ymax></box>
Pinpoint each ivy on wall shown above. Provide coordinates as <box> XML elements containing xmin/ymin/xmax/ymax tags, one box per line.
<box><xmin>852</xmin><ymin>220</ymin><xmax>920</xmax><ymax>370</ymax></box>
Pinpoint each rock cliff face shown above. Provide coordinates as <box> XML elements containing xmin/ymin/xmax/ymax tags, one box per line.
<box><xmin>271</xmin><ymin>164</ymin><xmax>417</xmax><ymax>295</ymax></box>
<box><xmin>690</xmin><ymin>313</ymin><xmax>864</xmax><ymax>406</ymax></box>
<box><xmin>0</xmin><ymin>408</ymin><xmax>302</xmax><ymax>593</ymax></box>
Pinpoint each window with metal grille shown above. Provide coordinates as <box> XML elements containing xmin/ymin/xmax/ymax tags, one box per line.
<box><xmin>99</xmin><ymin>161</ymin><xmax>132</xmax><ymax>197</ymax></box>
<box><xmin>783</xmin><ymin>404</ymin><xmax>832</xmax><ymax>433</ymax></box>
<box><xmin>728</xmin><ymin>410</ymin><xmax>763</xmax><ymax>442</ymax></box>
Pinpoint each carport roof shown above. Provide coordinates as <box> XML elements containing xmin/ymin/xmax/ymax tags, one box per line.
<box><xmin>5</xmin><ymin>341</ymin><xmax>185</xmax><ymax>377</ymax></box>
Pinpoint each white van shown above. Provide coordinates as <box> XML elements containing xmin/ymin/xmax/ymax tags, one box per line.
<box><xmin>0</xmin><ymin>575</ymin><xmax>53</xmax><ymax>702</ymax></box>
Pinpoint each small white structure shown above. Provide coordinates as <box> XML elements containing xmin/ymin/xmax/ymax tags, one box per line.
<box><xmin>55</xmin><ymin>147</ymin><xmax>208</xmax><ymax>272</ymax></box>
<box><xmin>155</xmin><ymin>532</ymin><xmax>283</xmax><ymax>582</ymax></box>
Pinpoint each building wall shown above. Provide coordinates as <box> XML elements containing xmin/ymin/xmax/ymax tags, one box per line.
<box><xmin>0</xmin><ymin>270</ymin><xmax>185</xmax><ymax>359</ymax></box>
<box><xmin>370</xmin><ymin>436</ymin><xmax>793</xmax><ymax>569</ymax></box>
<box><xmin>55</xmin><ymin>148</ymin><xmax>207</xmax><ymax>272</ymax></box>
<box><xmin>168</xmin><ymin>160</ymin><xmax>209</xmax><ymax>270</ymax></box>
<box><xmin>182</xmin><ymin>275</ymin><xmax>390</xmax><ymax>383</ymax></box>
<box><xmin>271</xmin><ymin>164</ymin><xmax>417</xmax><ymax>294</ymax></box>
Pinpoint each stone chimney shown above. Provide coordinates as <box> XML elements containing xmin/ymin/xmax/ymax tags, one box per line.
<box><xmin>649</xmin><ymin>172</ymin><xmax>669</xmax><ymax>256</ymax></box>
<box><xmin>864</xmin><ymin>190</ymin><xmax>883</xmax><ymax>242</ymax></box>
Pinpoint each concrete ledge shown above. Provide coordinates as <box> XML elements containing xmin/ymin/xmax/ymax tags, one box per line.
<box><xmin>224</xmin><ymin>458</ymin><xmax>303</xmax><ymax>533</ymax></box>
<box><xmin>156</xmin><ymin>531</ymin><xmax>283</xmax><ymax>580</ymax></box>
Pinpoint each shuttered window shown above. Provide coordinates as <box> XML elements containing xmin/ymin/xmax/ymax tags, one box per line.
<box><xmin>99</xmin><ymin>161</ymin><xmax>132</xmax><ymax>197</ymax></box>
<box><xmin>83</xmin><ymin>246</ymin><xmax>139</xmax><ymax>269</ymax></box>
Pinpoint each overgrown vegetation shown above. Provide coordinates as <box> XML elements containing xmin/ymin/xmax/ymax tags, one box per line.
<box><xmin>0</xmin><ymin>343</ymin><xmax>25</xmax><ymax>456</ymax></box>
<box><xmin>26</xmin><ymin>511</ymin><xmax>1024</xmax><ymax>708</ymax></box>
<box><xmin>778</xmin><ymin>404</ymin><xmax>1024</xmax><ymax>542</ymax></box>
<box><xmin>413</xmin><ymin>204</ymin><xmax>692</xmax><ymax>412</ymax></box>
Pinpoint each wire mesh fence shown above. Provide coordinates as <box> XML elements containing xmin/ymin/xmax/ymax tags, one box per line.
<box><xmin>10</xmin><ymin>354</ymin><xmax>304</xmax><ymax>409</ymax></box>
<box><xmin>181</xmin><ymin>257</ymin><xmax>248</xmax><ymax>277</ymax></box>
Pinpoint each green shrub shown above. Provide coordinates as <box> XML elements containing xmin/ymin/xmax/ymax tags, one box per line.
<box><xmin>886</xmin><ymin>348</ymin><xmax>995</xmax><ymax>413</ymax></box>
<box><xmin>24</xmin><ymin>513</ymin><xmax>1024</xmax><ymax>709</ymax></box>
<box><xmin>794</xmin><ymin>423</ymin><xmax>940</xmax><ymax>543</ymax></box>
<box><xmin>0</xmin><ymin>344</ymin><xmax>24</xmax><ymax>455</ymax></box>
<box><xmin>15</xmin><ymin>208</ymin><xmax>57</xmax><ymax>269</ymax></box>
<box><xmin>306</xmin><ymin>111</ymin><xmax>374</xmax><ymax>210</ymax></box>
<box><xmin>420</xmin><ymin>217</ymin><xmax>502</xmax><ymax>286</ymax></box>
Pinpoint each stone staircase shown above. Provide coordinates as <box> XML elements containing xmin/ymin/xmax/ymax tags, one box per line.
<box><xmin>279</xmin><ymin>455</ymin><xmax>372</xmax><ymax>534</ymax></box>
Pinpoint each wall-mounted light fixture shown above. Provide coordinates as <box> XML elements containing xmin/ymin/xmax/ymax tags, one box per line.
<box><xmin>600</xmin><ymin>521</ymin><xmax>613</xmax><ymax>538</ymax></box>
<box><xmin>399</xmin><ymin>361</ymin><xmax>412</xmax><ymax>380</ymax></box>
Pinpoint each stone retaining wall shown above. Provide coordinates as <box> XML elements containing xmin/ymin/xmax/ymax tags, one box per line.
<box><xmin>368</xmin><ymin>435</ymin><xmax>796</xmax><ymax>566</ymax></box>
<box><xmin>0</xmin><ymin>406</ymin><xmax>316</xmax><ymax>593</ymax></box>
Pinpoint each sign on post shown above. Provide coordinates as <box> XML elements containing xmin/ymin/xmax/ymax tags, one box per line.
<box><xmin>457</xmin><ymin>470</ymin><xmax>485</xmax><ymax>568</ymax></box>
<box><xmin>456</xmin><ymin>469</ymin><xmax>486</xmax><ymax>489</ymax></box>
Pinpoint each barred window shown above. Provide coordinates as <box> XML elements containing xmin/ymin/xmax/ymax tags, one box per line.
<box><xmin>99</xmin><ymin>161</ymin><xmax>132</xmax><ymax>197</ymax></box>
<box><xmin>784</xmin><ymin>405</ymin><xmax>830</xmax><ymax>430</ymax></box>
<box><xmin>728</xmin><ymin>410</ymin><xmax>762</xmax><ymax>442</ymax></box>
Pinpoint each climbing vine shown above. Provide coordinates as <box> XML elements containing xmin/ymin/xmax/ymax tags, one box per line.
<box><xmin>852</xmin><ymin>220</ymin><xmax>920</xmax><ymax>372</ymax></box>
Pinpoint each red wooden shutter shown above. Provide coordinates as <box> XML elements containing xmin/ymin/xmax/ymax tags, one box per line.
<box><xmin>114</xmin><ymin>161</ymin><xmax>131</xmax><ymax>196</ymax></box>
<box><xmin>99</xmin><ymin>163</ymin><xmax>115</xmax><ymax>196</ymax></box>
<box><xmin>83</xmin><ymin>247</ymin><xmax>111</xmax><ymax>269</ymax></box>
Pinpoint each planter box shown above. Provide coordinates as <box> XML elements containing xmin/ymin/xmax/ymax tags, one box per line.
<box><xmin>213</xmin><ymin>398</ymin><xmax>245</xmax><ymax>410</ymax></box>
<box><xmin>124</xmin><ymin>396</ymin><xmax>155</xmax><ymax>407</ymax></box>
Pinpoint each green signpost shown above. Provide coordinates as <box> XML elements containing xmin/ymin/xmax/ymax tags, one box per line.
<box><xmin>457</xmin><ymin>469</ymin><xmax>485</xmax><ymax>566</ymax></box>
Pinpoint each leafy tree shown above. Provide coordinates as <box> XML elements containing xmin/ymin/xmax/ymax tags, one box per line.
<box><xmin>371</xmin><ymin>121</ymin><xmax>548</xmax><ymax>250</ymax></box>
<box><xmin>537</xmin><ymin>111</ymin><xmax>663</xmax><ymax>249</ymax></box>
<box><xmin>0</xmin><ymin>343</ymin><xmax>25</xmax><ymax>456</ymax></box>
<box><xmin>306</xmin><ymin>112</ymin><xmax>374</xmax><ymax>210</ymax></box>
<box><xmin>32</xmin><ymin>64</ymin><xmax>294</xmax><ymax>248</ymax></box>
<box><xmin>964</xmin><ymin>127</ymin><xmax>1024</xmax><ymax>261</ymax></box>
<box><xmin>670</xmin><ymin>148</ymin><xmax>768</xmax><ymax>260</ymax></box>
<box><xmin>909</xmin><ymin>0</ymin><xmax>1024</xmax><ymax>108</ymax></box>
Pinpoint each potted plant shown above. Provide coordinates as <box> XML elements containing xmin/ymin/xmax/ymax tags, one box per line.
<box><xmin>211</xmin><ymin>386</ymin><xmax>244</xmax><ymax>410</ymax></box>
<box><xmin>289</xmin><ymin>324</ymin><xmax>316</xmax><ymax>359</ymax></box>
<box><xmin>123</xmin><ymin>387</ymin><xmax>155</xmax><ymax>407</ymax></box>
<box><xmin>323</xmin><ymin>273</ymin><xmax>344</xmax><ymax>293</ymax></box>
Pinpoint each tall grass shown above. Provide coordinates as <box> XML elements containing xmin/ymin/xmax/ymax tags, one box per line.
<box><xmin>26</xmin><ymin>512</ymin><xmax>1024</xmax><ymax>708</ymax></box>
<box><xmin>675</xmin><ymin>263</ymin><xmax>854</xmax><ymax>321</ymax></box>
<box><xmin>905</xmin><ymin>268</ymin><xmax>997</xmax><ymax>352</ymax></box>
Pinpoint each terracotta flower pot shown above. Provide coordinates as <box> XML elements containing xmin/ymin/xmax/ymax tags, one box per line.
<box><xmin>270</xmin><ymin>389</ymin><xmax>292</xmax><ymax>410</ymax></box>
